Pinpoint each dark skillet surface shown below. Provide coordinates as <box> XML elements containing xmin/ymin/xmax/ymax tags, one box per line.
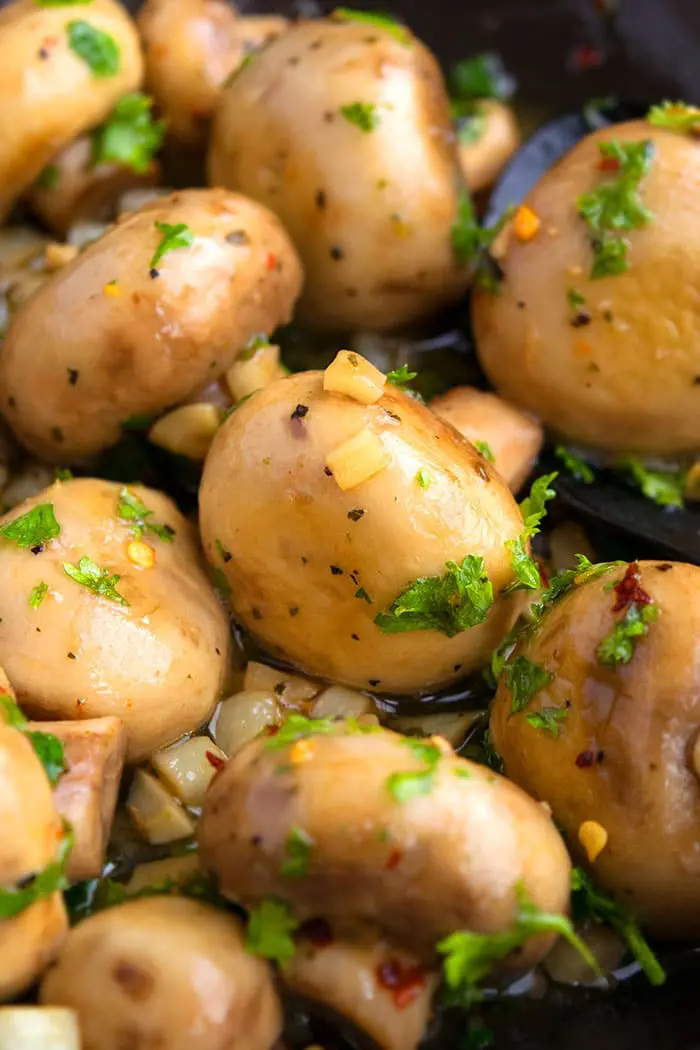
<box><xmin>76</xmin><ymin>0</ymin><xmax>700</xmax><ymax>1045</ymax></box>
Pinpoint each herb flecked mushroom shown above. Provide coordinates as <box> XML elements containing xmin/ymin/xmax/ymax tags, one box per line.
<box><xmin>0</xmin><ymin>0</ymin><xmax>143</xmax><ymax>223</ymax></box>
<box><xmin>473</xmin><ymin>118</ymin><xmax>700</xmax><ymax>456</ymax></box>
<box><xmin>491</xmin><ymin>557</ymin><xmax>700</xmax><ymax>941</ymax></box>
<box><xmin>0</xmin><ymin>478</ymin><xmax>229</xmax><ymax>762</ymax></box>
<box><xmin>199</xmin><ymin>361</ymin><xmax>525</xmax><ymax>694</ymax></box>
<box><xmin>0</xmin><ymin>188</ymin><xmax>303</xmax><ymax>461</ymax></box>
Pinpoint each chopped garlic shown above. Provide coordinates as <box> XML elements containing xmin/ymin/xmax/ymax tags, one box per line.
<box><xmin>326</xmin><ymin>428</ymin><xmax>390</xmax><ymax>491</ymax></box>
<box><xmin>126</xmin><ymin>540</ymin><xmax>155</xmax><ymax>569</ymax></box>
<box><xmin>578</xmin><ymin>819</ymin><xmax>608</xmax><ymax>863</ymax></box>
<box><xmin>225</xmin><ymin>344</ymin><xmax>284</xmax><ymax>402</ymax></box>
<box><xmin>323</xmin><ymin>350</ymin><xmax>386</xmax><ymax>405</ymax></box>
<box><xmin>148</xmin><ymin>403</ymin><xmax>220</xmax><ymax>460</ymax></box>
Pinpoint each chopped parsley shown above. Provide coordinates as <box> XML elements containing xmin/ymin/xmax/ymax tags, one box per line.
<box><xmin>67</xmin><ymin>20</ymin><xmax>121</xmax><ymax>78</ymax></box>
<box><xmin>385</xmin><ymin>365</ymin><xmax>418</xmax><ymax>388</ymax></box>
<box><xmin>332</xmin><ymin>8</ymin><xmax>411</xmax><ymax>46</ymax></box>
<box><xmin>386</xmin><ymin>738</ymin><xmax>442</xmax><ymax>804</ymax></box>
<box><xmin>622</xmin><ymin>458</ymin><xmax>685</xmax><ymax>508</ymax></box>
<box><xmin>555</xmin><ymin>446</ymin><xmax>595</xmax><ymax>483</ymax></box>
<box><xmin>150</xmin><ymin>221</ymin><xmax>194</xmax><ymax>271</ymax></box>
<box><xmin>577</xmin><ymin>139</ymin><xmax>655</xmax><ymax>279</ymax></box>
<box><xmin>63</xmin><ymin>556</ymin><xmax>129</xmax><ymax>606</ymax></box>
<box><xmin>526</xmin><ymin>707</ymin><xmax>568</xmax><ymax>738</ymax></box>
<box><xmin>647</xmin><ymin>100</ymin><xmax>700</xmax><ymax>136</ymax></box>
<box><xmin>454</xmin><ymin>103</ymin><xmax>487</xmax><ymax>144</ymax></box>
<box><xmin>449</xmin><ymin>52</ymin><xmax>515</xmax><ymax>102</ymax></box>
<box><xmin>0</xmin><ymin>695</ymin><xmax>28</xmax><ymax>731</ymax></box>
<box><xmin>355</xmin><ymin>586</ymin><xmax>373</xmax><ymax>603</ymax></box>
<box><xmin>28</xmin><ymin>731</ymin><xmax>66</xmax><ymax>785</ymax></box>
<box><xmin>505</xmin><ymin>656</ymin><xmax>553</xmax><ymax>715</ymax></box>
<box><xmin>92</xmin><ymin>92</ymin><xmax>165</xmax><ymax>174</ymax></box>
<box><xmin>0</xmin><ymin>503</ymin><xmax>60</xmax><ymax>549</ymax></box>
<box><xmin>35</xmin><ymin>163</ymin><xmax>60</xmax><ymax>189</ymax></box>
<box><xmin>474</xmin><ymin>440</ymin><xmax>495</xmax><ymax>464</ymax></box>
<box><xmin>451</xmin><ymin>188</ymin><xmax>513</xmax><ymax>285</ymax></box>
<box><xmin>375</xmin><ymin>555</ymin><xmax>493</xmax><ymax>637</ymax></box>
<box><xmin>438</xmin><ymin>882</ymin><xmax>599</xmax><ymax>1006</ymax></box>
<box><xmin>566</xmin><ymin>287</ymin><xmax>587</xmax><ymax>310</ymax></box>
<box><xmin>415</xmin><ymin>468</ymin><xmax>432</xmax><ymax>488</ymax></box>
<box><xmin>505</xmin><ymin>473</ymin><xmax>557</xmax><ymax>592</ymax></box>
<box><xmin>572</xmin><ymin>867</ymin><xmax>665</xmax><ymax>986</ymax></box>
<box><xmin>0</xmin><ymin>825</ymin><xmax>73</xmax><ymax>920</ymax></box>
<box><xmin>118</xmin><ymin>487</ymin><xmax>174</xmax><ymax>542</ymax></box>
<box><xmin>29</xmin><ymin>582</ymin><xmax>49</xmax><ymax>609</ymax></box>
<box><xmin>280</xmin><ymin>826</ymin><xmax>313</xmax><ymax>878</ymax></box>
<box><xmin>245</xmin><ymin>898</ymin><xmax>299</xmax><ymax>965</ymax></box>
<box><xmin>264</xmin><ymin>714</ymin><xmax>337</xmax><ymax>750</ymax></box>
<box><xmin>339</xmin><ymin>102</ymin><xmax>380</xmax><ymax>132</ymax></box>
<box><xmin>597</xmin><ymin>602</ymin><xmax>658</xmax><ymax>666</ymax></box>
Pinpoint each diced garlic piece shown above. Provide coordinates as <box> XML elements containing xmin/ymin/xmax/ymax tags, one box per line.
<box><xmin>225</xmin><ymin>344</ymin><xmax>284</xmax><ymax>401</ymax></box>
<box><xmin>311</xmin><ymin>686</ymin><xmax>373</xmax><ymax>720</ymax></box>
<box><xmin>126</xmin><ymin>769</ymin><xmax>194</xmax><ymax>845</ymax></box>
<box><xmin>151</xmin><ymin>736</ymin><xmax>227</xmax><ymax>807</ymax></box>
<box><xmin>125</xmin><ymin>852</ymin><xmax>201</xmax><ymax>894</ymax></box>
<box><xmin>44</xmin><ymin>243</ymin><xmax>79</xmax><ymax>271</ymax></box>
<box><xmin>326</xmin><ymin>428</ymin><xmax>390</xmax><ymax>491</ymax></box>
<box><xmin>323</xmin><ymin>350</ymin><xmax>386</xmax><ymax>405</ymax></box>
<box><xmin>243</xmin><ymin>661</ymin><xmax>319</xmax><ymax>706</ymax></box>
<box><xmin>211</xmin><ymin>690</ymin><xmax>281</xmax><ymax>757</ymax></box>
<box><xmin>148</xmin><ymin>403</ymin><xmax>220</xmax><ymax>460</ymax></box>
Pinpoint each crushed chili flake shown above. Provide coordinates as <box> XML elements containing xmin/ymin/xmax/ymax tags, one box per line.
<box><xmin>576</xmin><ymin>749</ymin><xmax>604</xmax><ymax>768</ymax></box>
<box><xmin>571</xmin><ymin>44</ymin><xmax>603</xmax><ymax>71</ymax></box>
<box><xmin>206</xmin><ymin>750</ymin><xmax>226</xmax><ymax>769</ymax></box>
<box><xmin>298</xmin><ymin>917</ymin><xmax>334</xmax><ymax>947</ymax></box>
<box><xmin>376</xmin><ymin>958</ymin><xmax>426</xmax><ymax>1009</ymax></box>
<box><xmin>385</xmin><ymin>848</ymin><xmax>403</xmax><ymax>871</ymax></box>
<box><xmin>266</xmin><ymin>252</ymin><xmax>277</xmax><ymax>271</ymax></box>
<box><xmin>612</xmin><ymin>562</ymin><xmax>652</xmax><ymax>612</ymax></box>
<box><xmin>598</xmin><ymin>155</ymin><xmax>621</xmax><ymax>173</ymax></box>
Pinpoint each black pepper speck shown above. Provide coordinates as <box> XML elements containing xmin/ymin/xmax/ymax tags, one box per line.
<box><xmin>348</xmin><ymin>509</ymin><xmax>365</xmax><ymax>521</ymax></box>
<box><xmin>316</xmin><ymin>189</ymin><xmax>326</xmax><ymax>210</ymax></box>
<box><xmin>291</xmin><ymin>404</ymin><xmax>309</xmax><ymax>420</ymax></box>
<box><xmin>30</xmin><ymin>544</ymin><xmax>44</xmax><ymax>556</ymax></box>
<box><xmin>149</xmin><ymin>268</ymin><xmax>160</xmax><ymax>279</ymax></box>
<box><xmin>67</xmin><ymin>368</ymin><xmax>79</xmax><ymax>386</ymax></box>
<box><xmin>330</xmin><ymin>565</ymin><xmax>343</xmax><ymax>576</ymax></box>
<box><xmin>330</xmin><ymin>246</ymin><xmax>345</xmax><ymax>261</ymax></box>
<box><xmin>51</xmin><ymin>426</ymin><xmax>64</xmax><ymax>443</ymax></box>
<box><xmin>67</xmin><ymin>652</ymin><xmax>76</xmax><ymax>660</ymax></box>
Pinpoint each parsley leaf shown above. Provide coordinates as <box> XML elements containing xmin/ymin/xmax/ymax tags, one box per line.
<box><xmin>526</xmin><ymin>707</ymin><xmax>568</xmax><ymax>738</ymax></box>
<box><xmin>35</xmin><ymin>163</ymin><xmax>60</xmax><ymax>189</ymax></box>
<box><xmin>150</xmin><ymin>221</ymin><xmax>194</xmax><ymax>271</ymax></box>
<box><xmin>566</xmin><ymin>287</ymin><xmax>587</xmax><ymax>310</ymax></box>
<box><xmin>622</xmin><ymin>458</ymin><xmax>685</xmax><ymax>508</ymax></box>
<box><xmin>577</xmin><ymin>139</ymin><xmax>655</xmax><ymax>279</ymax></box>
<box><xmin>572</xmin><ymin>867</ymin><xmax>665</xmax><ymax>986</ymax></box>
<box><xmin>451</xmin><ymin>188</ymin><xmax>512</xmax><ymax>280</ymax></box>
<box><xmin>264</xmin><ymin>714</ymin><xmax>338</xmax><ymax>750</ymax></box>
<box><xmin>386</xmin><ymin>737</ymin><xmax>442</xmax><ymax>804</ymax></box>
<box><xmin>0</xmin><ymin>825</ymin><xmax>73</xmax><ymax>920</ymax></box>
<box><xmin>0</xmin><ymin>503</ymin><xmax>60</xmax><ymax>549</ymax></box>
<box><xmin>555</xmin><ymin>445</ymin><xmax>595</xmax><ymax>483</ymax></box>
<box><xmin>92</xmin><ymin>92</ymin><xmax>165</xmax><ymax>174</ymax></box>
<box><xmin>28</xmin><ymin>731</ymin><xmax>66</xmax><ymax>785</ymax></box>
<box><xmin>505</xmin><ymin>473</ymin><xmax>557</xmax><ymax>592</ymax></box>
<box><xmin>0</xmin><ymin>695</ymin><xmax>27</xmax><ymax>730</ymax></box>
<box><xmin>449</xmin><ymin>52</ymin><xmax>515</xmax><ymax>102</ymax></box>
<box><xmin>375</xmin><ymin>555</ymin><xmax>493</xmax><ymax>637</ymax></box>
<box><xmin>281</xmin><ymin>826</ymin><xmax>313</xmax><ymax>878</ymax></box>
<box><xmin>505</xmin><ymin>535</ymin><xmax>542</xmax><ymax>591</ymax></box>
<box><xmin>520</xmin><ymin>472</ymin><xmax>558</xmax><ymax>535</ymax></box>
<box><xmin>118</xmin><ymin>487</ymin><xmax>174</xmax><ymax>543</ymax></box>
<box><xmin>647</xmin><ymin>100</ymin><xmax>700</xmax><ymax>136</ymax></box>
<box><xmin>245</xmin><ymin>897</ymin><xmax>299</xmax><ymax>965</ymax></box>
<box><xmin>474</xmin><ymin>439</ymin><xmax>495</xmax><ymax>464</ymax></box>
<box><xmin>454</xmin><ymin>103</ymin><xmax>487</xmax><ymax>145</ymax></box>
<box><xmin>386</xmin><ymin>365</ymin><xmax>418</xmax><ymax>388</ymax></box>
<box><xmin>29</xmin><ymin>582</ymin><xmax>49</xmax><ymax>609</ymax></box>
<box><xmin>332</xmin><ymin>8</ymin><xmax>411</xmax><ymax>46</ymax></box>
<box><xmin>438</xmin><ymin>882</ymin><xmax>599</xmax><ymax>1005</ymax></box>
<box><xmin>355</xmin><ymin>586</ymin><xmax>373</xmax><ymax>603</ymax></box>
<box><xmin>63</xmin><ymin>556</ymin><xmax>129</xmax><ymax>606</ymax></box>
<box><xmin>415</xmin><ymin>468</ymin><xmax>432</xmax><ymax>488</ymax></box>
<box><xmin>505</xmin><ymin>656</ymin><xmax>553</xmax><ymax>715</ymax></box>
<box><xmin>339</xmin><ymin>101</ymin><xmax>380</xmax><ymax>132</ymax></box>
<box><xmin>597</xmin><ymin>602</ymin><xmax>658</xmax><ymax>666</ymax></box>
<box><xmin>67</xmin><ymin>20</ymin><xmax>121</xmax><ymax>78</ymax></box>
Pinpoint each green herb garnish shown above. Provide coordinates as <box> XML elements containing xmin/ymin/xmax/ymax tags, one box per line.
<box><xmin>622</xmin><ymin>458</ymin><xmax>685</xmax><ymax>508</ymax></box>
<box><xmin>67</xmin><ymin>20</ymin><xmax>120</xmax><ymax>78</ymax></box>
<box><xmin>245</xmin><ymin>898</ymin><xmax>299</xmax><ymax>965</ymax></box>
<box><xmin>474</xmin><ymin>440</ymin><xmax>495</xmax><ymax>464</ymax></box>
<box><xmin>0</xmin><ymin>825</ymin><xmax>73</xmax><ymax>920</ymax></box>
<box><xmin>63</xmin><ymin>556</ymin><xmax>129</xmax><ymax>606</ymax></box>
<box><xmin>35</xmin><ymin>163</ymin><xmax>60</xmax><ymax>189</ymax></box>
<box><xmin>451</xmin><ymin>188</ymin><xmax>513</xmax><ymax>284</ymax></box>
<box><xmin>92</xmin><ymin>92</ymin><xmax>165</xmax><ymax>174</ymax></box>
<box><xmin>647</xmin><ymin>100</ymin><xmax>700</xmax><ymax>136</ymax></box>
<box><xmin>505</xmin><ymin>473</ymin><xmax>557</xmax><ymax>592</ymax></box>
<box><xmin>118</xmin><ymin>487</ymin><xmax>174</xmax><ymax>543</ymax></box>
<box><xmin>449</xmin><ymin>52</ymin><xmax>515</xmax><ymax>102</ymax></box>
<box><xmin>577</xmin><ymin>139</ymin><xmax>655</xmax><ymax>279</ymax></box>
<box><xmin>332</xmin><ymin>8</ymin><xmax>411</xmax><ymax>46</ymax></box>
<box><xmin>28</xmin><ymin>731</ymin><xmax>66</xmax><ymax>785</ymax></box>
<box><xmin>572</xmin><ymin>867</ymin><xmax>665</xmax><ymax>986</ymax></box>
<box><xmin>555</xmin><ymin>446</ymin><xmax>595</xmax><ymax>483</ymax></box>
<box><xmin>386</xmin><ymin>737</ymin><xmax>442</xmax><ymax>803</ymax></box>
<box><xmin>415</xmin><ymin>468</ymin><xmax>432</xmax><ymax>488</ymax></box>
<box><xmin>438</xmin><ymin>882</ymin><xmax>600</xmax><ymax>1006</ymax></box>
<box><xmin>505</xmin><ymin>656</ymin><xmax>553</xmax><ymax>715</ymax></box>
<box><xmin>566</xmin><ymin>288</ymin><xmax>587</xmax><ymax>310</ymax></box>
<box><xmin>597</xmin><ymin>602</ymin><xmax>658</xmax><ymax>666</ymax></box>
<box><xmin>375</xmin><ymin>555</ymin><xmax>493</xmax><ymax>637</ymax></box>
<box><xmin>281</xmin><ymin>827</ymin><xmax>313</xmax><ymax>878</ymax></box>
<box><xmin>525</xmin><ymin>707</ymin><xmax>568</xmax><ymax>738</ymax></box>
<box><xmin>29</xmin><ymin>582</ymin><xmax>49</xmax><ymax>609</ymax></box>
<box><xmin>0</xmin><ymin>503</ymin><xmax>60</xmax><ymax>549</ymax></box>
<box><xmin>339</xmin><ymin>101</ymin><xmax>380</xmax><ymax>132</ymax></box>
<box><xmin>355</xmin><ymin>586</ymin><xmax>373</xmax><ymax>603</ymax></box>
<box><xmin>386</xmin><ymin>365</ymin><xmax>418</xmax><ymax>388</ymax></box>
<box><xmin>264</xmin><ymin>714</ymin><xmax>337</xmax><ymax>750</ymax></box>
<box><xmin>150</xmin><ymin>221</ymin><xmax>194</xmax><ymax>271</ymax></box>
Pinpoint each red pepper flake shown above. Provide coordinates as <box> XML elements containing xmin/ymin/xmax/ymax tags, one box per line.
<box><xmin>376</xmin><ymin>958</ymin><xmax>426</xmax><ymax>1009</ymax></box>
<box><xmin>385</xmin><ymin>848</ymin><xmax>403</xmax><ymax>871</ymax></box>
<box><xmin>535</xmin><ymin>556</ymin><xmax>550</xmax><ymax>588</ymax></box>
<box><xmin>598</xmin><ymin>155</ymin><xmax>621</xmax><ymax>173</ymax></box>
<box><xmin>206</xmin><ymin>750</ymin><xmax>226</xmax><ymax>769</ymax></box>
<box><xmin>264</xmin><ymin>724</ymin><xmax>280</xmax><ymax>737</ymax></box>
<box><xmin>571</xmin><ymin>44</ymin><xmax>603</xmax><ymax>72</ymax></box>
<box><xmin>576</xmin><ymin>749</ymin><xmax>604</xmax><ymax>768</ymax></box>
<box><xmin>612</xmin><ymin>562</ymin><xmax>652</xmax><ymax>612</ymax></box>
<box><xmin>298</xmin><ymin>917</ymin><xmax>334</xmax><ymax>947</ymax></box>
<box><xmin>266</xmin><ymin>252</ymin><xmax>277</xmax><ymax>271</ymax></box>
